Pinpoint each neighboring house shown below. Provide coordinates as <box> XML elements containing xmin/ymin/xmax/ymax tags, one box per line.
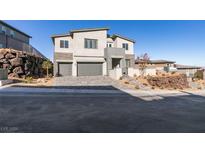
<box><xmin>203</xmin><ymin>68</ymin><xmax>205</xmax><ymax>80</ymax></box>
<box><xmin>174</xmin><ymin>64</ymin><xmax>202</xmax><ymax>78</ymax></box>
<box><xmin>51</xmin><ymin>28</ymin><xmax>135</xmax><ymax>79</ymax></box>
<box><xmin>0</xmin><ymin>20</ymin><xmax>45</xmax><ymax>58</ymax></box>
<box><xmin>134</xmin><ymin>59</ymin><xmax>176</xmax><ymax>76</ymax></box>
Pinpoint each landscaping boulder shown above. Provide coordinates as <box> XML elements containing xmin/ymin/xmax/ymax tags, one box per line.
<box><xmin>13</xmin><ymin>66</ymin><xmax>24</xmax><ymax>74</ymax></box>
<box><xmin>5</xmin><ymin>53</ymin><xmax>15</xmax><ymax>59</ymax></box>
<box><xmin>10</xmin><ymin>57</ymin><xmax>23</xmax><ymax>67</ymax></box>
<box><xmin>3</xmin><ymin>63</ymin><xmax>11</xmax><ymax>69</ymax></box>
<box><xmin>0</xmin><ymin>48</ymin><xmax>48</xmax><ymax>78</ymax></box>
<box><xmin>0</xmin><ymin>53</ymin><xmax>4</xmax><ymax>59</ymax></box>
<box><xmin>147</xmin><ymin>74</ymin><xmax>189</xmax><ymax>89</ymax></box>
<box><xmin>8</xmin><ymin>73</ymin><xmax>19</xmax><ymax>78</ymax></box>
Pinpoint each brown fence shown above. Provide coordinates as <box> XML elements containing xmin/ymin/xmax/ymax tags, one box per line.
<box><xmin>0</xmin><ymin>33</ymin><xmax>46</xmax><ymax>59</ymax></box>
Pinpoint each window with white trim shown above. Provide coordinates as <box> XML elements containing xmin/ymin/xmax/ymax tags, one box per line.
<box><xmin>1</xmin><ymin>26</ymin><xmax>6</xmax><ymax>34</ymax></box>
<box><xmin>60</xmin><ymin>40</ymin><xmax>69</xmax><ymax>48</ymax></box>
<box><xmin>84</xmin><ymin>38</ymin><xmax>98</xmax><ymax>49</ymax></box>
<box><xmin>10</xmin><ymin>30</ymin><xmax>15</xmax><ymax>37</ymax></box>
<box><xmin>122</xmin><ymin>43</ymin><xmax>129</xmax><ymax>50</ymax></box>
<box><xmin>107</xmin><ymin>43</ymin><xmax>112</xmax><ymax>48</ymax></box>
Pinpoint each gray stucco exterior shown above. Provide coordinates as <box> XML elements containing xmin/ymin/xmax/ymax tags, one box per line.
<box><xmin>104</xmin><ymin>47</ymin><xmax>135</xmax><ymax>75</ymax></box>
<box><xmin>0</xmin><ymin>21</ymin><xmax>31</xmax><ymax>44</ymax></box>
<box><xmin>54</xmin><ymin>52</ymin><xmax>73</xmax><ymax>76</ymax></box>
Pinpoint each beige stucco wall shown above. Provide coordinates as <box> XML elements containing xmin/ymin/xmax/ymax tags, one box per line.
<box><xmin>133</xmin><ymin>68</ymin><xmax>156</xmax><ymax>76</ymax></box>
<box><xmin>54</xmin><ymin>36</ymin><xmax>73</xmax><ymax>53</ymax></box>
<box><xmin>109</xmin><ymin>68</ymin><xmax>122</xmax><ymax>80</ymax></box>
<box><xmin>72</xmin><ymin>30</ymin><xmax>107</xmax><ymax>57</ymax></box>
<box><xmin>114</xmin><ymin>37</ymin><xmax>134</xmax><ymax>54</ymax></box>
<box><xmin>177</xmin><ymin>69</ymin><xmax>198</xmax><ymax>77</ymax></box>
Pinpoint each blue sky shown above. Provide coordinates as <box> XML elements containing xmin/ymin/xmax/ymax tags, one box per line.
<box><xmin>5</xmin><ymin>20</ymin><xmax>205</xmax><ymax>66</ymax></box>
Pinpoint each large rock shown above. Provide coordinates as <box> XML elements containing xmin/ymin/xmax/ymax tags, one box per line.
<box><xmin>8</xmin><ymin>73</ymin><xmax>19</xmax><ymax>78</ymax></box>
<box><xmin>0</xmin><ymin>59</ymin><xmax>10</xmax><ymax>64</ymax></box>
<box><xmin>3</xmin><ymin>63</ymin><xmax>11</xmax><ymax>69</ymax></box>
<box><xmin>13</xmin><ymin>66</ymin><xmax>24</xmax><ymax>74</ymax></box>
<box><xmin>5</xmin><ymin>53</ymin><xmax>15</xmax><ymax>59</ymax></box>
<box><xmin>0</xmin><ymin>48</ymin><xmax>48</xmax><ymax>78</ymax></box>
<box><xmin>0</xmin><ymin>53</ymin><xmax>4</xmax><ymax>59</ymax></box>
<box><xmin>147</xmin><ymin>74</ymin><xmax>189</xmax><ymax>89</ymax></box>
<box><xmin>10</xmin><ymin>58</ymin><xmax>23</xmax><ymax>67</ymax></box>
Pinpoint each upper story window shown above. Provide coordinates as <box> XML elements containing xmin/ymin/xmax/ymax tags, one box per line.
<box><xmin>60</xmin><ymin>40</ymin><xmax>69</xmax><ymax>48</ymax></box>
<box><xmin>122</xmin><ymin>43</ymin><xmax>129</xmax><ymax>50</ymax></box>
<box><xmin>84</xmin><ymin>38</ymin><xmax>98</xmax><ymax>49</ymax></box>
<box><xmin>1</xmin><ymin>26</ymin><xmax>6</xmax><ymax>34</ymax></box>
<box><xmin>107</xmin><ymin>43</ymin><xmax>112</xmax><ymax>48</ymax></box>
<box><xmin>10</xmin><ymin>30</ymin><xmax>15</xmax><ymax>37</ymax></box>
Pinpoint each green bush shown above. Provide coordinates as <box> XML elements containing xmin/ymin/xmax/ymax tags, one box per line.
<box><xmin>194</xmin><ymin>70</ymin><xmax>203</xmax><ymax>80</ymax></box>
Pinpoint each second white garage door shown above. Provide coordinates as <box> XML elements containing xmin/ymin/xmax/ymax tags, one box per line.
<box><xmin>77</xmin><ymin>62</ymin><xmax>103</xmax><ymax>76</ymax></box>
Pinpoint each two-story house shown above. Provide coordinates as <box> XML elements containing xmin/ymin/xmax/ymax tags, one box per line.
<box><xmin>51</xmin><ymin>28</ymin><xmax>135</xmax><ymax>79</ymax></box>
<box><xmin>0</xmin><ymin>20</ymin><xmax>31</xmax><ymax>48</ymax></box>
<box><xmin>0</xmin><ymin>20</ymin><xmax>45</xmax><ymax>58</ymax></box>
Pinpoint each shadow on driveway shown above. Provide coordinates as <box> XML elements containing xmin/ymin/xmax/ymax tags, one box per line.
<box><xmin>0</xmin><ymin>85</ymin><xmax>205</xmax><ymax>133</ymax></box>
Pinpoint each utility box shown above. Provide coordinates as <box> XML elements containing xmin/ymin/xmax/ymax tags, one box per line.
<box><xmin>0</xmin><ymin>69</ymin><xmax>8</xmax><ymax>80</ymax></box>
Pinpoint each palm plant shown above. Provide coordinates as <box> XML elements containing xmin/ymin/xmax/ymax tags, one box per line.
<box><xmin>42</xmin><ymin>60</ymin><xmax>52</xmax><ymax>78</ymax></box>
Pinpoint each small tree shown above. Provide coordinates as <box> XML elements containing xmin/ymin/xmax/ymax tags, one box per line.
<box><xmin>42</xmin><ymin>60</ymin><xmax>52</xmax><ymax>78</ymax></box>
<box><xmin>194</xmin><ymin>70</ymin><xmax>203</xmax><ymax>80</ymax></box>
<box><xmin>137</xmin><ymin>53</ymin><xmax>150</xmax><ymax>76</ymax></box>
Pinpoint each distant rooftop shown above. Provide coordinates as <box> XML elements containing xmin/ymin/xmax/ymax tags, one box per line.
<box><xmin>0</xmin><ymin>20</ymin><xmax>32</xmax><ymax>38</ymax></box>
<box><xmin>174</xmin><ymin>64</ymin><xmax>202</xmax><ymax>69</ymax></box>
<box><xmin>135</xmin><ymin>59</ymin><xmax>176</xmax><ymax>64</ymax></box>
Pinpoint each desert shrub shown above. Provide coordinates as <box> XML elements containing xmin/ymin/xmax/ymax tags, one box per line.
<box><xmin>152</xmin><ymin>86</ymin><xmax>155</xmax><ymax>89</ymax></box>
<box><xmin>194</xmin><ymin>70</ymin><xmax>203</xmax><ymax>80</ymax></box>
<box><xmin>135</xmin><ymin>85</ymin><xmax>140</xmax><ymax>89</ymax></box>
<box><xmin>124</xmin><ymin>81</ymin><xmax>129</xmax><ymax>84</ymax></box>
<box><xmin>48</xmin><ymin>73</ymin><xmax>53</xmax><ymax>78</ymax></box>
<box><xmin>42</xmin><ymin>60</ymin><xmax>53</xmax><ymax>78</ymax></box>
<box><xmin>24</xmin><ymin>76</ymin><xmax>33</xmax><ymax>83</ymax></box>
<box><xmin>119</xmin><ymin>77</ymin><xmax>123</xmax><ymax>80</ymax></box>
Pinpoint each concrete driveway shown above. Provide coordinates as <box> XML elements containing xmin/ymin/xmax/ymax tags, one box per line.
<box><xmin>1</xmin><ymin>83</ymin><xmax>205</xmax><ymax>133</ymax></box>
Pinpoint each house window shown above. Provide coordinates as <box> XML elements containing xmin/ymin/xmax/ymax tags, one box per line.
<box><xmin>107</xmin><ymin>43</ymin><xmax>112</xmax><ymax>48</ymax></box>
<box><xmin>10</xmin><ymin>30</ymin><xmax>15</xmax><ymax>37</ymax></box>
<box><xmin>60</xmin><ymin>40</ymin><xmax>69</xmax><ymax>48</ymax></box>
<box><xmin>122</xmin><ymin>43</ymin><xmax>129</xmax><ymax>50</ymax></box>
<box><xmin>1</xmin><ymin>26</ymin><xmax>6</xmax><ymax>34</ymax></box>
<box><xmin>85</xmin><ymin>39</ymin><xmax>97</xmax><ymax>49</ymax></box>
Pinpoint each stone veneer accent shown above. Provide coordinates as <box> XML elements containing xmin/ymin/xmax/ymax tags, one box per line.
<box><xmin>54</xmin><ymin>52</ymin><xmax>73</xmax><ymax>61</ymax></box>
<box><xmin>53</xmin><ymin>52</ymin><xmax>73</xmax><ymax>76</ymax></box>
